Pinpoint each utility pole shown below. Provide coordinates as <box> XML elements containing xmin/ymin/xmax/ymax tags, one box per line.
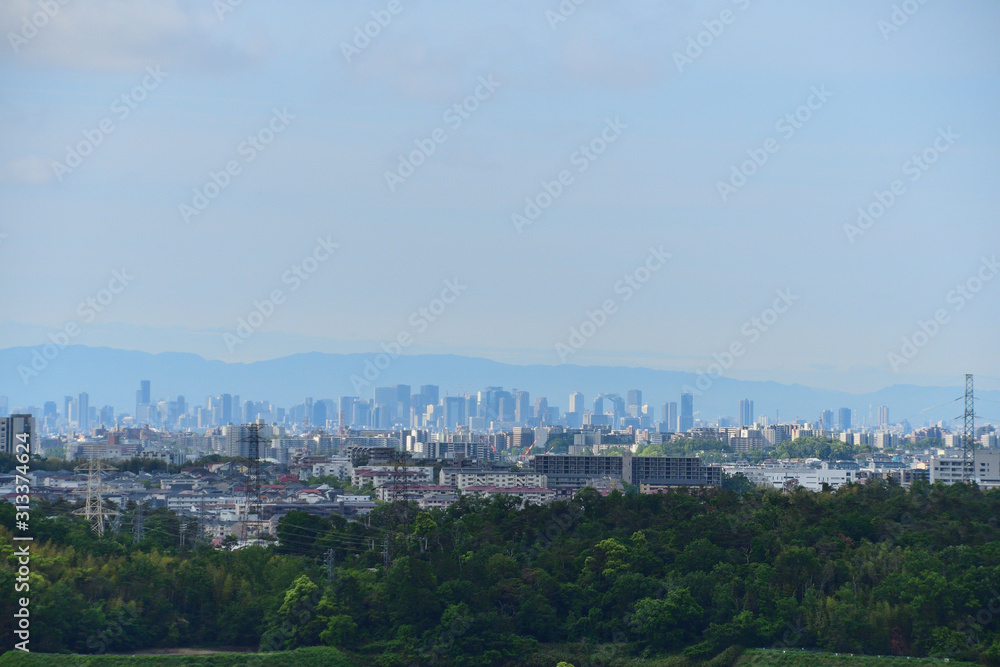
<box><xmin>963</xmin><ymin>373</ymin><xmax>976</xmax><ymax>483</ymax></box>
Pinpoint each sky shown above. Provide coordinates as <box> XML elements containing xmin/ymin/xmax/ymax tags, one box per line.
<box><xmin>1</xmin><ymin>0</ymin><xmax>999</xmax><ymax>395</ymax></box>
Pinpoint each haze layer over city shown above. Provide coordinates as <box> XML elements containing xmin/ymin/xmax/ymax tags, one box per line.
<box><xmin>2</xmin><ymin>1</ymin><xmax>1000</xmax><ymax>666</ymax></box>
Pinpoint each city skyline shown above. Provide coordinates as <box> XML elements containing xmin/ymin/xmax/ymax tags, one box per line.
<box><xmin>2</xmin><ymin>2</ymin><xmax>999</xmax><ymax>394</ymax></box>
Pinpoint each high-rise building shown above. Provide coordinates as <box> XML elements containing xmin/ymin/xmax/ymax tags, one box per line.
<box><xmin>512</xmin><ymin>426</ymin><xmax>535</xmax><ymax>451</ymax></box>
<box><xmin>351</xmin><ymin>400</ymin><xmax>371</xmax><ymax>429</ymax></box>
<box><xmin>878</xmin><ymin>405</ymin><xmax>889</xmax><ymax>428</ymax></box>
<box><xmin>443</xmin><ymin>396</ymin><xmax>466</xmax><ymax>430</ymax></box>
<box><xmin>395</xmin><ymin>385</ymin><xmax>411</xmax><ymax>425</ymax></box>
<box><xmin>663</xmin><ymin>402</ymin><xmax>678</xmax><ymax>432</ymax></box>
<box><xmin>0</xmin><ymin>414</ymin><xmax>36</xmax><ymax>454</ymax></box>
<box><xmin>77</xmin><ymin>392</ymin><xmax>90</xmax><ymax>432</ymax></box>
<box><xmin>593</xmin><ymin>395</ymin><xmax>605</xmax><ymax>417</ymax></box>
<box><xmin>515</xmin><ymin>390</ymin><xmax>531</xmax><ymax>424</ymax></box>
<box><xmin>140</xmin><ymin>380</ymin><xmax>151</xmax><ymax>405</ymax></box>
<box><xmin>534</xmin><ymin>397</ymin><xmax>549</xmax><ymax>423</ymax></box>
<box><xmin>420</xmin><ymin>385</ymin><xmax>440</xmax><ymax>407</ymax></box>
<box><xmin>569</xmin><ymin>392</ymin><xmax>584</xmax><ymax>414</ymax></box>
<box><xmin>680</xmin><ymin>393</ymin><xmax>694</xmax><ymax>432</ymax></box>
<box><xmin>312</xmin><ymin>400</ymin><xmax>327</xmax><ymax>428</ymax></box>
<box><xmin>627</xmin><ymin>390</ymin><xmax>642</xmax><ymax>418</ymax></box>
<box><xmin>224</xmin><ymin>422</ymin><xmax>272</xmax><ymax>457</ymax></box>
<box><xmin>99</xmin><ymin>405</ymin><xmax>114</xmax><ymax>427</ymax></box>
<box><xmin>838</xmin><ymin>407</ymin><xmax>852</xmax><ymax>431</ymax></box>
<box><xmin>373</xmin><ymin>386</ymin><xmax>398</xmax><ymax>423</ymax></box>
<box><xmin>739</xmin><ymin>399</ymin><xmax>754</xmax><ymax>427</ymax></box>
<box><xmin>338</xmin><ymin>396</ymin><xmax>357</xmax><ymax>428</ymax></box>
<box><xmin>821</xmin><ymin>410</ymin><xmax>834</xmax><ymax>431</ymax></box>
<box><xmin>608</xmin><ymin>395</ymin><xmax>626</xmax><ymax>427</ymax></box>
<box><xmin>221</xmin><ymin>394</ymin><xmax>233</xmax><ymax>424</ymax></box>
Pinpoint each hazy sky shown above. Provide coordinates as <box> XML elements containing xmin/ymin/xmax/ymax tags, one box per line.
<box><xmin>1</xmin><ymin>0</ymin><xmax>998</xmax><ymax>394</ymax></box>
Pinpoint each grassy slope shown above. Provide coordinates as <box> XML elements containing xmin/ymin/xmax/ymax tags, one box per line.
<box><xmin>736</xmin><ymin>648</ymin><xmax>980</xmax><ymax>666</ymax></box>
<box><xmin>0</xmin><ymin>647</ymin><xmax>357</xmax><ymax>667</ymax></box>
<box><xmin>0</xmin><ymin>646</ymin><xmax>982</xmax><ymax>667</ymax></box>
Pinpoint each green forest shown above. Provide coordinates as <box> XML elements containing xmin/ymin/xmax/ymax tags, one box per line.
<box><xmin>2</xmin><ymin>479</ymin><xmax>1000</xmax><ymax>666</ymax></box>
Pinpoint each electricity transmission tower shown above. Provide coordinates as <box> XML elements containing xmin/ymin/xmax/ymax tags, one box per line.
<box><xmin>74</xmin><ymin>450</ymin><xmax>117</xmax><ymax>536</ymax></box>
<box><xmin>324</xmin><ymin>548</ymin><xmax>336</xmax><ymax>582</ymax></box>
<box><xmin>133</xmin><ymin>502</ymin><xmax>145</xmax><ymax>541</ymax></box>
<box><xmin>963</xmin><ymin>373</ymin><xmax>976</xmax><ymax>483</ymax></box>
<box><xmin>241</xmin><ymin>422</ymin><xmax>265</xmax><ymax>542</ymax></box>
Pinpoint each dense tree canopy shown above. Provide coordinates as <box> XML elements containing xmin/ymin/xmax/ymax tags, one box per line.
<box><xmin>2</xmin><ymin>480</ymin><xmax>1000</xmax><ymax>665</ymax></box>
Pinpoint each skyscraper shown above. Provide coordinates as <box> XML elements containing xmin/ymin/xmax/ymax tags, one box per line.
<box><xmin>839</xmin><ymin>407</ymin><xmax>852</xmax><ymax>431</ymax></box>
<box><xmin>680</xmin><ymin>393</ymin><xmax>694</xmax><ymax>432</ymax></box>
<box><xmin>569</xmin><ymin>392</ymin><xmax>584</xmax><ymax>414</ymax></box>
<box><xmin>420</xmin><ymin>385</ymin><xmax>440</xmax><ymax>406</ymax></box>
<box><xmin>312</xmin><ymin>400</ymin><xmax>327</xmax><ymax>428</ymax></box>
<box><xmin>77</xmin><ymin>392</ymin><xmax>89</xmax><ymax>432</ymax></box>
<box><xmin>395</xmin><ymin>385</ymin><xmax>411</xmax><ymax>425</ymax></box>
<box><xmin>627</xmin><ymin>390</ymin><xmax>642</xmax><ymax>418</ymax></box>
<box><xmin>739</xmin><ymin>399</ymin><xmax>754</xmax><ymax>427</ymax></box>
<box><xmin>443</xmin><ymin>396</ymin><xmax>466</xmax><ymax>430</ymax></box>
<box><xmin>821</xmin><ymin>409</ymin><xmax>834</xmax><ymax>431</ymax></box>
<box><xmin>140</xmin><ymin>380</ymin><xmax>151</xmax><ymax>405</ymax></box>
<box><xmin>663</xmin><ymin>402</ymin><xmax>678</xmax><ymax>432</ymax></box>
<box><xmin>339</xmin><ymin>396</ymin><xmax>358</xmax><ymax>428</ymax></box>
<box><xmin>373</xmin><ymin>387</ymin><xmax>398</xmax><ymax>423</ymax></box>
<box><xmin>515</xmin><ymin>391</ymin><xmax>531</xmax><ymax>424</ymax></box>
<box><xmin>878</xmin><ymin>405</ymin><xmax>889</xmax><ymax>428</ymax></box>
<box><xmin>221</xmin><ymin>393</ymin><xmax>233</xmax><ymax>424</ymax></box>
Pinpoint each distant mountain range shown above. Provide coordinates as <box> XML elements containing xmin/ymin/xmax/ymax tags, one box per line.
<box><xmin>1</xmin><ymin>346</ymin><xmax>994</xmax><ymax>428</ymax></box>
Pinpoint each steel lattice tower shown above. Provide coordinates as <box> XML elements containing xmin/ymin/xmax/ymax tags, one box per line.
<box><xmin>963</xmin><ymin>374</ymin><xmax>976</xmax><ymax>483</ymax></box>
<box><xmin>74</xmin><ymin>449</ymin><xmax>117</xmax><ymax>536</ymax></box>
<box><xmin>241</xmin><ymin>422</ymin><xmax>264</xmax><ymax>541</ymax></box>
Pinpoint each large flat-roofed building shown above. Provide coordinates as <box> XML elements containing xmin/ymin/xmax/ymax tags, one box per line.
<box><xmin>930</xmin><ymin>450</ymin><xmax>1000</xmax><ymax>487</ymax></box>
<box><xmin>0</xmin><ymin>414</ymin><xmax>36</xmax><ymax>455</ymax></box>
<box><xmin>531</xmin><ymin>454</ymin><xmax>624</xmax><ymax>488</ymax></box>
<box><xmin>725</xmin><ymin>462</ymin><xmax>858</xmax><ymax>491</ymax></box>
<box><xmin>530</xmin><ymin>452</ymin><xmax>721</xmax><ymax>489</ymax></box>
<box><xmin>629</xmin><ymin>454</ymin><xmax>722</xmax><ymax>488</ymax></box>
